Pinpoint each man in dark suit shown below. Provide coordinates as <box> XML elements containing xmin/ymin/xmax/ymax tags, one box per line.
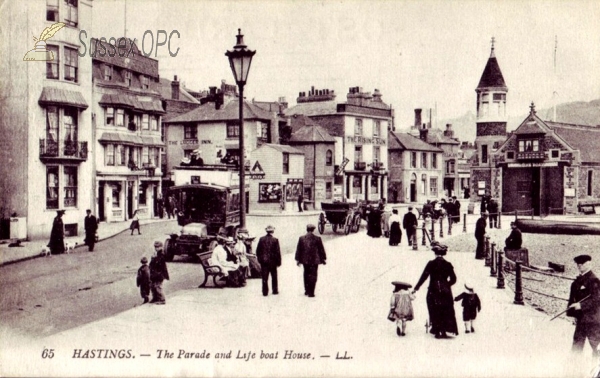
<box><xmin>504</xmin><ymin>222</ymin><xmax>523</xmax><ymax>251</ymax></box>
<box><xmin>84</xmin><ymin>209</ymin><xmax>98</xmax><ymax>252</ymax></box>
<box><xmin>567</xmin><ymin>254</ymin><xmax>600</xmax><ymax>356</ymax></box>
<box><xmin>256</xmin><ymin>225</ymin><xmax>281</xmax><ymax>296</ymax></box>
<box><xmin>295</xmin><ymin>224</ymin><xmax>327</xmax><ymax>298</ymax></box>
<box><xmin>403</xmin><ymin>207</ymin><xmax>418</xmax><ymax>247</ymax></box>
<box><xmin>452</xmin><ymin>196</ymin><xmax>461</xmax><ymax>223</ymax></box>
<box><xmin>474</xmin><ymin>212</ymin><xmax>487</xmax><ymax>259</ymax></box>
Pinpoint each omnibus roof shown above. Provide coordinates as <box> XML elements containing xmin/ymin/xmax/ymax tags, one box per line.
<box><xmin>168</xmin><ymin>183</ymin><xmax>229</xmax><ymax>192</ymax></box>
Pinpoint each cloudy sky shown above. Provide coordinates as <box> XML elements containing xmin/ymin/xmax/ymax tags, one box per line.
<box><xmin>93</xmin><ymin>0</ymin><xmax>600</xmax><ymax>130</ymax></box>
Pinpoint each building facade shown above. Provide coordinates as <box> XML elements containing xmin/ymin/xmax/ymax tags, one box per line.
<box><xmin>0</xmin><ymin>0</ymin><xmax>94</xmax><ymax>240</ymax></box>
<box><xmin>388</xmin><ymin>132</ymin><xmax>444</xmax><ymax>204</ymax></box>
<box><xmin>92</xmin><ymin>38</ymin><xmax>165</xmax><ymax>223</ymax></box>
<box><xmin>286</xmin><ymin>86</ymin><xmax>392</xmax><ymax>202</ymax></box>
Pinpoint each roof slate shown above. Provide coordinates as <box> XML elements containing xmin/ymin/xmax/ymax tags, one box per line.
<box><xmin>477</xmin><ymin>56</ymin><xmax>507</xmax><ymax>89</ymax></box>
<box><xmin>157</xmin><ymin>78</ymin><xmax>200</xmax><ymax>104</ymax></box>
<box><xmin>289</xmin><ymin>124</ymin><xmax>336</xmax><ymax>143</ymax></box>
<box><xmin>165</xmin><ymin>98</ymin><xmax>273</xmax><ymax>123</ymax></box>
<box><xmin>259</xmin><ymin>143</ymin><xmax>304</xmax><ymax>155</ymax></box>
<box><xmin>389</xmin><ymin>132</ymin><xmax>444</xmax><ymax>152</ymax></box>
<box><xmin>545</xmin><ymin>121</ymin><xmax>600</xmax><ymax>162</ymax></box>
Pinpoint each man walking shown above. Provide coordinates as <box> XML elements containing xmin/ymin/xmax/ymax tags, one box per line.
<box><xmin>474</xmin><ymin>212</ymin><xmax>488</xmax><ymax>259</ymax></box>
<box><xmin>504</xmin><ymin>222</ymin><xmax>523</xmax><ymax>251</ymax></box>
<box><xmin>295</xmin><ymin>224</ymin><xmax>327</xmax><ymax>297</ymax></box>
<box><xmin>567</xmin><ymin>255</ymin><xmax>600</xmax><ymax>356</ymax></box>
<box><xmin>403</xmin><ymin>207</ymin><xmax>418</xmax><ymax>247</ymax></box>
<box><xmin>256</xmin><ymin>225</ymin><xmax>281</xmax><ymax>296</ymax></box>
<box><xmin>149</xmin><ymin>241</ymin><xmax>169</xmax><ymax>304</ymax></box>
<box><xmin>84</xmin><ymin>209</ymin><xmax>98</xmax><ymax>252</ymax></box>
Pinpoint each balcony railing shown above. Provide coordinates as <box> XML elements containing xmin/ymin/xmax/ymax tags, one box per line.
<box><xmin>40</xmin><ymin>139</ymin><xmax>88</xmax><ymax>162</ymax></box>
<box><xmin>371</xmin><ymin>162</ymin><xmax>384</xmax><ymax>170</ymax></box>
<box><xmin>516</xmin><ymin>152</ymin><xmax>545</xmax><ymax>161</ymax></box>
<box><xmin>354</xmin><ymin>161</ymin><xmax>366</xmax><ymax>171</ymax></box>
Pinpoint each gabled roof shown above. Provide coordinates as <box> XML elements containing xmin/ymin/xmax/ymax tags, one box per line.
<box><xmin>157</xmin><ymin>78</ymin><xmax>199</xmax><ymax>104</ymax></box>
<box><xmin>285</xmin><ymin>100</ymin><xmax>338</xmax><ymax>117</ymax></box>
<box><xmin>258</xmin><ymin>143</ymin><xmax>304</xmax><ymax>155</ymax></box>
<box><xmin>514</xmin><ymin>119</ymin><xmax>547</xmax><ymax>135</ymax></box>
<box><xmin>477</xmin><ymin>54</ymin><xmax>507</xmax><ymax>89</ymax></box>
<box><xmin>289</xmin><ymin>124</ymin><xmax>336</xmax><ymax>143</ymax></box>
<box><xmin>545</xmin><ymin>121</ymin><xmax>600</xmax><ymax>163</ymax></box>
<box><xmin>388</xmin><ymin>132</ymin><xmax>443</xmax><ymax>152</ymax></box>
<box><xmin>165</xmin><ymin>98</ymin><xmax>273</xmax><ymax>124</ymax></box>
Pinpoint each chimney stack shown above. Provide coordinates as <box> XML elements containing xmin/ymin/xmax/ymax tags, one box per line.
<box><xmin>444</xmin><ymin>123</ymin><xmax>454</xmax><ymax>138</ymax></box>
<box><xmin>414</xmin><ymin>108</ymin><xmax>422</xmax><ymax>129</ymax></box>
<box><xmin>171</xmin><ymin>75</ymin><xmax>180</xmax><ymax>100</ymax></box>
<box><xmin>419</xmin><ymin>127</ymin><xmax>429</xmax><ymax>142</ymax></box>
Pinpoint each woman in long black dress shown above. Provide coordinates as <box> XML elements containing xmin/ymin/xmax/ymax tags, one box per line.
<box><xmin>367</xmin><ymin>206</ymin><xmax>382</xmax><ymax>238</ymax></box>
<box><xmin>388</xmin><ymin>209</ymin><xmax>402</xmax><ymax>246</ymax></box>
<box><xmin>413</xmin><ymin>243</ymin><xmax>459</xmax><ymax>338</ymax></box>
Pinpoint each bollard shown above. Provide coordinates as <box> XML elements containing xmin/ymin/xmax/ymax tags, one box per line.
<box><xmin>514</xmin><ymin>261</ymin><xmax>524</xmax><ymax>305</ymax></box>
<box><xmin>439</xmin><ymin>216</ymin><xmax>444</xmax><ymax>238</ymax></box>
<box><xmin>485</xmin><ymin>241</ymin><xmax>494</xmax><ymax>267</ymax></box>
<box><xmin>497</xmin><ymin>251</ymin><xmax>505</xmax><ymax>289</ymax></box>
<box><xmin>431</xmin><ymin>219</ymin><xmax>436</xmax><ymax>242</ymax></box>
<box><xmin>463</xmin><ymin>214</ymin><xmax>467</xmax><ymax>233</ymax></box>
<box><xmin>490</xmin><ymin>244</ymin><xmax>497</xmax><ymax>277</ymax></box>
<box><xmin>514</xmin><ymin>210</ymin><xmax>518</xmax><ymax>222</ymax></box>
<box><xmin>412</xmin><ymin>226</ymin><xmax>418</xmax><ymax>250</ymax></box>
<box><xmin>422</xmin><ymin>223</ymin><xmax>426</xmax><ymax>246</ymax></box>
<box><xmin>484</xmin><ymin>236</ymin><xmax>491</xmax><ymax>266</ymax></box>
<box><xmin>498</xmin><ymin>211</ymin><xmax>502</xmax><ymax>229</ymax></box>
<box><xmin>448</xmin><ymin>215</ymin><xmax>452</xmax><ymax>236</ymax></box>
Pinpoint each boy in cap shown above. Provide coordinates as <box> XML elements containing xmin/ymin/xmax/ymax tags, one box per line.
<box><xmin>567</xmin><ymin>254</ymin><xmax>600</xmax><ymax>356</ymax></box>
<box><xmin>454</xmin><ymin>282</ymin><xmax>481</xmax><ymax>333</ymax></box>
<box><xmin>137</xmin><ymin>256</ymin><xmax>151</xmax><ymax>304</ymax></box>
<box><xmin>389</xmin><ymin>281</ymin><xmax>415</xmax><ymax>336</ymax></box>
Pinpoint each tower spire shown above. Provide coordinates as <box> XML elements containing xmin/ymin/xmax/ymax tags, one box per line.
<box><xmin>490</xmin><ymin>37</ymin><xmax>496</xmax><ymax>58</ymax></box>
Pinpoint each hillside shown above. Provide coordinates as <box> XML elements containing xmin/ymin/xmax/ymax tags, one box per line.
<box><xmin>437</xmin><ymin>99</ymin><xmax>600</xmax><ymax>142</ymax></box>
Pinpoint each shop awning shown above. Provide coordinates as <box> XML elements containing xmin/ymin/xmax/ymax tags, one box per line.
<box><xmin>39</xmin><ymin>87</ymin><xmax>88</xmax><ymax>109</ymax></box>
<box><xmin>98</xmin><ymin>132</ymin><xmax>144</xmax><ymax>146</ymax></box>
<box><xmin>141</xmin><ymin>136</ymin><xmax>165</xmax><ymax>147</ymax></box>
<box><xmin>99</xmin><ymin>94</ymin><xmax>165</xmax><ymax>114</ymax></box>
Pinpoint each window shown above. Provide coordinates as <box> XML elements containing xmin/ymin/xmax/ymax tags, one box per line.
<box><xmin>125</xmin><ymin>71</ymin><xmax>131</xmax><ymax>86</ymax></box>
<box><xmin>282</xmin><ymin>153</ymin><xmax>289</xmax><ymax>174</ymax></box>
<box><xmin>142</xmin><ymin>147</ymin><xmax>149</xmax><ymax>165</ymax></box>
<box><xmin>64</xmin><ymin>47</ymin><xmax>78</xmax><ymax>82</ymax></box>
<box><xmin>480</xmin><ymin>93</ymin><xmax>489</xmax><ymax>117</ymax></box>
<box><xmin>46</xmin><ymin>106</ymin><xmax>59</xmax><ymax>142</ymax></box>
<box><xmin>141</xmin><ymin>75</ymin><xmax>149</xmax><ymax>89</ymax></box>
<box><xmin>46</xmin><ymin>45</ymin><xmax>59</xmax><ymax>79</ymax></box>
<box><xmin>116</xmin><ymin>145</ymin><xmax>126</xmax><ymax>165</ymax></box>
<box><xmin>105</xmin><ymin>107</ymin><xmax>114</xmax><ymax>125</ymax></box>
<box><xmin>151</xmin><ymin>116</ymin><xmax>158</xmax><ymax>131</ymax></box>
<box><xmin>112</xmin><ymin>185</ymin><xmax>120</xmax><ymax>207</ymax></box>
<box><xmin>46</xmin><ymin>166</ymin><xmax>59</xmax><ymax>209</ymax></box>
<box><xmin>226</xmin><ymin>122</ymin><xmax>239</xmax><ymax>138</ymax></box>
<box><xmin>104</xmin><ymin>65</ymin><xmax>112</xmax><ymax>80</ymax></box>
<box><xmin>422</xmin><ymin>152</ymin><xmax>428</xmax><ymax>169</ymax></box>
<box><xmin>589</xmin><ymin>171</ymin><xmax>594</xmax><ymax>196</ymax></box>
<box><xmin>493</xmin><ymin>93</ymin><xmax>506</xmax><ymax>116</ymax></box>
<box><xmin>354</xmin><ymin>146</ymin><xmax>362</xmax><ymax>162</ymax></box>
<box><xmin>432</xmin><ymin>153</ymin><xmax>438</xmax><ymax>169</ymax></box>
<box><xmin>518</xmin><ymin>139</ymin><xmax>539</xmax><ymax>152</ymax></box>
<box><xmin>481</xmin><ymin>144</ymin><xmax>488</xmax><ymax>164</ymax></box>
<box><xmin>352</xmin><ymin>176</ymin><xmax>362</xmax><ymax>194</ymax></box>
<box><xmin>64</xmin><ymin>0</ymin><xmax>78</xmax><ymax>27</ymax></box>
<box><xmin>138</xmin><ymin>183</ymin><xmax>147</xmax><ymax>205</ymax></box>
<box><xmin>325</xmin><ymin>182</ymin><xmax>332</xmax><ymax>199</ymax></box>
<box><xmin>185</xmin><ymin>125</ymin><xmax>197</xmax><ymax>139</ymax></box>
<box><xmin>325</xmin><ymin>150</ymin><xmax>333</xmax><ymax>166</ymax></box>
<box><xmin>140</xmin><ymin>114</ymin><xmax>148</xmax><ymax>130</ymax></box>
<box><xmin>161</xmin><ymin>122</ymin><xmax>165</xmax><ymax>142</ymax></box>
<box><xmin>153</xmin><ymin>148</ymin><xmax>160</xmax><ymax>166</ymax></box>
<box><xmin>370</xmin><ymin>176</ymin><xmax>378</xmax><ymax>194</ymax></box>
<box><xmin>116</xmin><ymin>109</ymin><xmax>124</xmax><ymax>127</ymax></box>
<box><xmin>446</xmin><ymin>160</ymin><xmax>455</xmax><ymax>174</ymax></box>
<box><xmin>430</xmin><ymin>178</ymin><xmax>438</xmax><ymax>196</ymax></box>
<box><xmin>411</xmin><ymin>152</ymin><xmax>417</xmax><ymax>168</ymax></box>
<box><xmin>47</xmin><ymin>0</ymin><xmax>59</xmax><ymax>21</ymax></box>
<box><xmin>105</xmin><ymin>144</ymin><xmax>114</xmax><ymax>166</ymax></box>
<box><xmin>493</xmin><ymin>141</ymin><xmax>500</xmax><ymax>149</ymax></box>
<box><xmin>63</xmin><ymin>107</ymin><xmax>78</xmax><ymax>155</ymax></box>
<box><xmin>551</xmin><ymin>150</ymin><xmax>560</xmax><ymax>159</ymax></box>
<box><xmin>507</xmin><ymin>151</ymin><xmax>515</xmax><ymax>159</ymax></box>
<box><xmin>354</xmin><ymin>119</ymin><xmax>363</xmax><ymax>136</ymax></box>
<box><xmin>257</xmin><ymin>122</ymin><xmax>268</xmax><ymax>141</ymax></box>
<box><xmin>373</xmin><ymin>146</ymin><xmax>380</xmax><ymax>163</ymax></box>
<box><xmin>421</xmin><ymin>175</ymin><xmax>427</xmax><ymax>195</ymax></box>
<box><xmin>373</xmin><ymin>120</ymin><xmax>380</xmax><ymax>137</ymax></box>
<box><xmin>63</xmin><ymin>166</ymin><xmax>77</xmax><ymax>207</ymax></box>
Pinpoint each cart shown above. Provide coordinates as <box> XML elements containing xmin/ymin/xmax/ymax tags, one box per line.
<box><xmin>318</xmin><ymin>202</ymin><xmax>362</xmax><ymax>235</ymax></box>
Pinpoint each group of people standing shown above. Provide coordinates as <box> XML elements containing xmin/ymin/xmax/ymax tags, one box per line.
<box><xmin>48</xmin><ymin>209</ymin><xmax>99</xmax><ymax>255</ymax></box>
<box><xmin>366</xmin><ymin>204</ymin><xmax>419</xmax><ymax>248</ymax></box>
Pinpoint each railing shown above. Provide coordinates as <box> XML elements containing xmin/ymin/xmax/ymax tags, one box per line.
<box><xmin>516</xmin><ymin>152</ymin><xmax>545</xmax><ymax>160</ymax></box>
<box><xmin>40</xmin><ymin>139</ymin><xmax>88</xmax><ymax>161</ymax></box>
<box><xmin>371</xmin><ymin>162</ymin><xmax>384</xmax><ymax>170</ymax></box>
<box><xmin>354</xmin><ymin>162</ymin><xmax>366</xmax><ymax>171</ymax></box>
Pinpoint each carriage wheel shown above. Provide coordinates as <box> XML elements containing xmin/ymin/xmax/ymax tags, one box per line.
<box><xmin>318</xmin><ymin>213</ymin><xmax>326</xmax><ymax>234</ymax></box>
<box><xmin>344</xmin><ymin>214</ymin><xmax>352</xmax><ymax>235</ymax></box>
<box><xmin>164</xmin><ymin>239</ymin><xmax>174</xmax><ymax>262</ymax></box>
<box><xmin>332</xmin><ymin>223</ymin><xmax>339</xmax><ymax>233</ymax></box>
<box><xmin>352</xmin><ymin>213</ymin><xmax>361</xmax><ymax>233</ymax></box>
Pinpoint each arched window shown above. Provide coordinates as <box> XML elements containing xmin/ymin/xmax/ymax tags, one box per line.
<box><xmin>325</xmin><ymin>150</ymin><xmax>333</xmax><ymax>166</ymax></box>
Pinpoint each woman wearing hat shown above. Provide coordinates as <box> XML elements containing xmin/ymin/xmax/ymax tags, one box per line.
<box><xmin>210</xmin><ymin>235</ymin><xmax>242</xmax><ymax>287</ymax></box>
<box><xmin>413</xmin><ymin>243</ymin><xmax>459</xmax><ymax>339</ymax></box>
<box><xmin>48</xmin><ymin>209</ymin><xmax>66</xmax><ymax>255</ymax></box>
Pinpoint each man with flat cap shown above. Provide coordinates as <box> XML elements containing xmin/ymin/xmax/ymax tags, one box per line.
<box><xmin>403</xmin><ymin>207</ymin><xmax>418</xmax><ymax>247</ymax></box>
<box><xmin>567</xmin><ymin>254</ymin><xmax>600</xmax><ymax>356</ymax></box>
<box><xmin>295</xmin><ymin>224</ymin><xmax>327</xmax><ymax>297</ymax></box>
<box><xmin>256</xmin><ymin>225</ymin><xmax>281</xmax><ymax>296</ymax></box>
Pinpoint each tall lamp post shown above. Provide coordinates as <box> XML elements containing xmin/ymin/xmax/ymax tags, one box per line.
<box><xmin>226</xmin><ymin>29</ymin><xmax>255</xmax><ymax>229</ymax></box>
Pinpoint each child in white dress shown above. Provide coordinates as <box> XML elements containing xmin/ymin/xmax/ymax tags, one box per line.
<box><xmin>390</xmin><ymin>281</ymin><xmax>415</xmax><ymax>336</ymax></box>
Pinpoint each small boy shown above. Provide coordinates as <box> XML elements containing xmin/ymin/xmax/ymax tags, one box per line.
<box><xmin>390</xmin><ymin>281</ymin><xmax>415</xmax><ymax>337</ymax></box>
<box><xmin>454</xmin><ymin>282</ymin><xmax>481</xmax><ymax>333</ymax></box>
<box><xmin>137</xmin><ymin>256</ymin><xmax>151</xmax><ymax>304</ymax></box>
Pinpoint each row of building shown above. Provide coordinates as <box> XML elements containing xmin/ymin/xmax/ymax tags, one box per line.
<box><xmin>1</xmin><ymin>0</ymin><xmax>598</xmax><ymax>241</ymax></box>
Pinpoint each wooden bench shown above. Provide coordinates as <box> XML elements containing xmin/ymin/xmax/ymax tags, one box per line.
<box><xmin>578</xmin><ymin>203</ymin><xmax>599</xmax><ymax>215</ymax></box>
<box><xmin>198</xmin><ymin>251</ymin><xmax>227</xmax><ymax>288</ymax></box>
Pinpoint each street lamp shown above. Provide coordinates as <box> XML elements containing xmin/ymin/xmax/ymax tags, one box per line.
<box><xmin>226</xmin><ymin>28</ymin><xmax>255</xmax><ymax>229</ymax></box>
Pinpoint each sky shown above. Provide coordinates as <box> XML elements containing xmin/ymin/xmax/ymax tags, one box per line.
<box><xmin>93</xmin><ymin>0</ymin><xmax>600</xmax><ymax>133</ymax></box>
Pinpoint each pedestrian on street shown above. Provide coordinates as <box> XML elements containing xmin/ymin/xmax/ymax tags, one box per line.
<box><xmin>504</xmin><ymin>222</ymin><xmax>523</xmax><ymax>251</ymax></box>
<box><xmin>137</xmin><ymin>256</ymin><xmax>151</xmax><ymax>304</ymax></box>
<box><xmin>367</xmin><ymin>205</ymin><xmax>383</xmax><ymax>238</ymax></box>
<box><xmin>474</xmin><ymin>212</ymin><xmax>488</xmax><ymax>260</ymax></box>
<box><xmin>210</xmin><ymin>235</ymin><xmax>242</xmax><ymax>287</ymax></box>
<box><xmin>381</xmin><ymin>205</ymin><xmax>391</xmax><ymax>238</ymax></box>
<box><xmin>157</xmin><ymin>195</ymin><xmax>164</xmax><ymax>219</ymax></box>
<box><xmin>403</xmin><ymin>206</ymin><xmax>418</xmax><ymax>247</ymax></box>
<box><xmin>84</xmin><ymin>209</ymin><xmax>98</xmax><ymax>252</ymax></box>
<box><xmin>48</xmin><ymin>209</ymin><xmax>65</xmax><ymax>255</ymax></box>
<box><xmin>149</xmin><ymin>241</ymin><xmax>169</xmax><ymax>304</ymax></box>
<box><xmin>488</xmin><ymin>198</ymin><xmax>499</xmax><ymax>228</ymax></box>
<box><xmin>480</xmin><ymin>195</ymin><xmax>488</xmax><ymax>215</ymax></box>
<box><xmin>295</xmin><ymin>224</ymin><xmax>327</xmax><ymax>298</ymax></box>
<box><xmin>130</xmin><ymin>210</ymin><xmax>141</xmax><ymax>235</ymax></box>
<box><xmin>388</xmin><ymin>209</ymin><xmax>402</xmax><ymax>246</ymax></box>
<box><xmin>567</xmin><ymin>254</ymin><xmax>600</xmax><ymax>356</ymax></box>
<box><xmin>422</xmin><ymin>200</ymin><xmax>434</xmax><ymax>218</ymax></box>
<box><xmin>452</xmin><ymin>196</ymin><xmax>461</xmax><ymax>224</ymax></box>
<box><xmin>454</xmin><ymin>282</ymin><xmax>481</xmax><ymax>334</ymax></box>
<box><xmin>413</xmin><ymin>242</ymin><xmax>459</xmax><ymax>339</ymax></box>
<box><xmin>297</xmin><ymin>193</ymin><xmax>304</xmax><ymax>212</ymax></box>
<box><xmin>256</xmin><ymin>225</ymin><xmax>281</xmax><ymax>296</ymax></box>
<box><xmin>389</xmin><ymin>281</ymin><xmax>415</xmax><ymax>337</ymax></box>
